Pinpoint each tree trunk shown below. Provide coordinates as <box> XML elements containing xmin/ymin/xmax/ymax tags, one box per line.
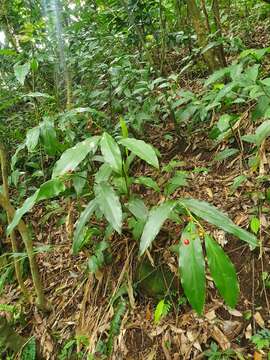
<box><xmin>186</xmin><ymin>0</ymin><xmax>220</xmax><ymax>72</ymax></box>
<box><xmin>211</xmin><ymin>0</ymin><xmax>227</xmax><ymax>67</ymax></box>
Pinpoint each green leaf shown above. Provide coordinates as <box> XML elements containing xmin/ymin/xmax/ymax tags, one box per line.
<box><xmin>135</xmin><ymin>176</ymin><xmax>160</xmax><ymax>192</ymax></box>
<box><xmin>14</xmin><ymin>62</ymin><xmax>30</xmax><ymax>85</ymax></box>
<box><xmin>120</xmin><ymin>117</ymin><xmax>129</xmax><ymax>138</ymax></box>
<box><xmin>39</xmin><ymin>119</ymin><xmax>59</xmax><ymax>156</ymax></box>
<box><xmin>180</xmin><ymin>199</ymin><xmax>258</xmax><ymax>248</ymax></box>
<box><xmin>25</xmin><ymin>127</ymin><xmax>40</xmax><ymax>152</ymax></box>
<box><xmin>217</xmin><ymin>114</ymin><xmax>232</xmax><ymax>132</ymax></box>
<box><xmin>72</xmin><ymin>171</ymin><xmax>87</xmax><ymax>195</ymax></box>
<box><xmin>154</xmin><ymin>299</ymin><xmax>165</xmax><ymax>323</ymax></box>
<box><xmin>95</xmin><ymin>163</ymin><xmax>113</xmax><ymax>183</ymax></box>
<box><xmin>73</xmin><ymin>200</ymin><xmax>97</xmax><ymax>254</ymax></box>
<box><xmin>164</xmin><ymin>173</ymin><xmax>188</xmax><ymax>196</ymax></box>
<box><xmin>7</xmin><ymin>179</ymin><xmax>65</xmax><ymax>235</ymax></box>
<box><xmin>254</xmin><ymin>120</ymin><xmax>270</xmax><ymax>146</ymax></box>
<box><xmin>94</xmin><ymin>182</ymin><xmax>122</xmax><ymax>234</ymax></box>
<box><xmin>139</xmin><ymin>201</ymin><xmax>176</xmax><ymax>255</ymax></box>
<box><xmin>213</xmin><ymin>148</ymin><xmax>239</xmax><ymax>162</ymax></box>
<box><xmin>154</xmin><ymin>300</ymin><xmax>170</xmax><ymax>323</ymax></box>
<box><xmin>126</xmin><ymin>198</ymin><xmax>148</xmax><ymax>221</ymax></box>
<box><xmin>100</xmin><ymin>132</ymin><xmax>122</xmax><ymax>174</ymax></box>
<box><xmin>250</xmin><ymin>217</ymin><xmax>260</xmax><ymax>234</ymax></box>
<box><xmin>178</xmin><ymin>223</ymin><xmax>205</xmax><ymax>314</ymax></box>
<box><xmin>21</xmin><ymin>337</ymin><xmax>36</xmax><ymax>360</ymax></box>
<box><xmin>230</xmin><ymin>175</ymin><xmax>247</xmax><ymax>193</ymax></box>
<box><xmin>52</xmin><ymin>136</ymin><xmax>100</xmax><ymax>178</ymax></box>
<box><xmin>118</xmin><ymin>138</ymin><xmax>159</xmax><ymax>169</ymax></box>
<box><xmin>205</xmin><ymin>234</ymin><xmax>239</xmax><ymax>308</ymax></box>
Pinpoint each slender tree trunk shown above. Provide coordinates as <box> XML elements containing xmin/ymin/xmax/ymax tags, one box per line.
<box><xmin>211</xmin><ymin>0</ymin><xmax>227</xmax><ymax>67</ymax></box>
<box><xmin>0</xmin><ymin>194</ymin><xmax>48</xmax><ymax>311</ymax></box>
<box><xmin>186</xmin><ymin>0</ymin><xmax>220</xmax><ymax>72</ymax></box>
<box><xmin>0</xmin><ymin>145</ymin><xmax>30</xmax><ymax>301</ymax></box>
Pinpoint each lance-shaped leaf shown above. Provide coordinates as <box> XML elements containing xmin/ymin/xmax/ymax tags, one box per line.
<box><xmin>25</xmin><ymin>126</ymin><xmax>40</xmax><ymax>152</ymax></box>
<box><xmin>118</xmin><ymin>138</ymin><xmax>159</xmax><ymax>169</ymax></box>
<box><xmin>205</xmin><ymin>234</ymin><xmax>239</xmax><ymax>308</ymax></box>
<box><xmin>14</xmin><ymin>62</ymin><xmax>30</xmax><ymax>85</ymax></box>
<box><xmin>180</xmin><ymin>199</ymin><xmax>257</xmax><ymax>248</ymax></box>
<box><xmin>73</xmin><ymin>199</ymin><xmax>97</xmax><ymax>254</ymax></box>
<box><xmin>52</xmin><ymin>136</ymin><xmax>100</xmax><ymax>178</ymax></box>
<box><xmin>139</xmin><ymin>201</ymin><xmax>176</xmax><ymax>255</ymax></box>
<box><xmin>7</xmin><ymin>178</ymin><xmax>65</xmax><ymax>235</ymax></box>
<box><xmin>127</xmin><ymin>198</ymin><xmax>148</xmax><ymax>221</ymax></box>
<box><xmin>100</xmin><ymin>132</ymin><xmax>122</xmax><ymax>174</ymax></box>
<box><xmin>178</xmin><ymin>223</ymin><xmax>205</xmax><ymax>315</ymax></box>
<box><xmin>94</xmin><ymin>182</ymin><xmax>122</xmax><ymax>234</ymax></box>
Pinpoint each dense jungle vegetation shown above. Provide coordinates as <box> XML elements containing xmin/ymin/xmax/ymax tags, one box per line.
<box><xmin>0</xmin><ymin>0</ymin><xmax>270</xmax><ymax>359</ymax></box>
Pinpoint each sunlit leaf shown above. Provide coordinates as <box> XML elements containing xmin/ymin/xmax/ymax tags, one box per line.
<box><xmin>178</xmin><ymin>223</ymin><xmax>205</xmax><ymax>314</ymax></box>
<box><xmin>73</xmin><ymin>199</ymin><xmax>97</xmax><ymax>254</ymax></box>
<box><xmin>119</xmin><ymin>138</ymin><xmax>159</xmax><ymax>169</ymax></box>
<box><xmin>94</xmin><ymin>182</ymin><xmax>122</xmax><ymax>233</ymax></box>
<box><xmin>100</xmin><ymin>132</ymin><xmax>122</xmax><ymax>174</ymax></box>
<box><xmin>7</xmin><ymin>178</ymin><xmax>65</xmax><ymax>235</ymax></box>
<box><xmin>180</xmin><ymin>199</ymin><xmax>257</xmax><ymax>248</ymax></box>
<box><xmin>205</xmin><ymin>234</ymin><xmax>239</xmax><ymax>308</ymax></box>
<box><xmin>52</xmin><ymin>136</ymin><xmax>100</xmax><ymax>178</ymax></box>
<box><xmin>139</xmin><ymin>201</ymin><xmax>176</xmax><ymax>255</ymax></box>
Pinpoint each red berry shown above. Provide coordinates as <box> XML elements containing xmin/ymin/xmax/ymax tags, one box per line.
<box><xmin>183</xmin><ymin>239</ymin><xmax>190</xmax><ymax>245</ymax></box>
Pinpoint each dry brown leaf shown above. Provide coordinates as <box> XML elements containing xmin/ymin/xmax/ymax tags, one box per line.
<box><xmin>245</xmin><ymin>324</ymin><xmax>252</xmax><ymax>339</ymax></box>
<box><xmin>211</xmin><ymin>326</ymin><xmax>230</xmax><ymax>350</ymax></box>
<box><xmin>254</xmin><ymin>312</ymin><xmax>265</xmax><ymax>328</ymax></box>
<box><xmin>254</xmin><ymin>351</ymin><xmax>263</xmax><ymax>360</ymax></box>
<box><xmin>228</xmin><ymin>308</ymin><xmax>242</xmax><ymax>317</ymax></box>
<box><xmin>205</xmin><ymin>310</ymin><xmax>216</xmax><ymax>321</ymax></box>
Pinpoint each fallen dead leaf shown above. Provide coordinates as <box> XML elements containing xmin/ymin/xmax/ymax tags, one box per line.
<box><xmin>211</xmin><ymin>326</ymin><xmax>230</xmax><ymax>350</ymax></box>
<box><xmin>254</xmin><ymin>312</ymin><xmax>265</xmax><ymax>328</ymax></box>
<box><xmin>245</xmin><ymin>324</ymin><xmax>252</xmax><ymax>339</ymax></box>
<box><xmin>254</xmin><ymin>351</ymin><xmax>263</xmax><ymax>360</ymax></box>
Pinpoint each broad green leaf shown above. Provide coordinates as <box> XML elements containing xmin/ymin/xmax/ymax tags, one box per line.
<box><xmin>14</xmin><ymin>62</ymin><xmax>30</xmax><ymax>85</ymax></box>
<box><xmin>252</xmin><ymin>96</ymin><xmax>270</xmax><ymax>121</ymax></box>
<box><xmin>7</xmin><ymin>179</ymin><xmax>65</xmax><ymax>235</ymax></box>
<box><xmin>25</xmin><ymin>127</ymin><xmax>40</xmax><ymax>152</ymax></box>
<box><xmin>242</xmin><ymin>120</ymin><xmax>270</xmax><ymax>146</ymax></box>
<box><xmin>127</xmin><ymin>198</ymin><xmax>148</xmax><ymax>221</ymax></box>
<box><xmin>205</xmin><ymin>234</ymin><xmax>239</xmax><ymax>308</ymax></box>
<box><xmin>100</xmin><ymin>132</ymin><xmax>122</xmax><ymax>173</ymax></box>
<box><xmin>73</xmin><ymin>199</ymin><xmax>97</xmax><ymax>254</ymax></box>
<box><xmin>250</xmin><ymin>217</ymin><xmax>260</xmax><ymax>234</ymax></box>
<box><xmin>164</xmin><ymin>173</ymin><xmax>188</xmax><ymax>196</ymax></box>
<box><xmin>94</xmin><ymin>182</ymin><xmax>122</xmax><ymax>234</ymax></box>
<box><xmin>135</xmin><ymin>176</ymin><xmax>160</xmax><ymax>192</ymax></box>
<box><xmin>217</xmin><ymin>114</ymin><xmax>232</xmax><ymax>132</ymax></box>
<box><xmin>254</xmin><ymin>120</ymin><xmax>270</xmax><ymax>146</ymax></box>
<box><xmin>40</xmin><ymin>119</ymin><xmax>59</xmax><ymax>156</ymax></box>
<box><xmin>213</xmin><ymin>148</ymin><xmax>239</xmax><ymax>162</ymax></box>
<box><xmin>178</xmin><ymin>223</ymin><xmax>205</xmax><ymax>314</ymax></box>
<box><xmin>52</xmin><ymin>136</ymin><xmax>100</xmax><ymax>178</ymax></box>
<box><xmin>72</xmin><ymin>171</ymin><xmax>87</xmax><ymax>195</ymax></box>
<box><xmin>180</xmin><ymin>199</ymin><xmax>257</xmax><ymax>248</ymax></box>
<box><xmin>95</xmin><ymin>163</ymin><xmax>113</xmax><ymax>183</ymax></box>
<box><xmin>118</xmin><ymin>138</ymin><xmax>159</xmax><ymax>169</ymax></box>
<box><xmin>204</xmin><ymin>67</ymin><xmax>230</xmax><ymax>87</ymax></box>
<box><xmin>139</xmin><ymin>201</ymin><xmax>176</xmax><ymax>255</ymax></box>
<box><xmin>154</xmin><ymin>299</ymin><xmax>166</xmax><ymax>323</ymax></box>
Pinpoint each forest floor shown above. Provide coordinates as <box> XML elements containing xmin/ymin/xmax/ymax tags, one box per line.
<box><xmin>2</xmin><ymin>121</ymin><xmax>270</xmax><ymax>359</ymax></box>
